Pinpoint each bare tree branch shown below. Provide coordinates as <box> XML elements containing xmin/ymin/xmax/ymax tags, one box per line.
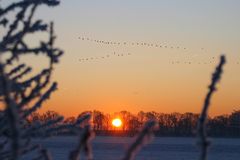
<box><xmin>197</xmin><ymin>55</ymin><xmax>226</xmax><ymax>160</ymax></box>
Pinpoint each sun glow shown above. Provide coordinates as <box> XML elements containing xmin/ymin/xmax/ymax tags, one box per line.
<box><xmin>112</xmin><ymin>118</ymin><xmax>122</xmax><ymax>128</ymax></box>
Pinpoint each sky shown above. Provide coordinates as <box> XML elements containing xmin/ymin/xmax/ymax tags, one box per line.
<box><xmin>3</xmin><ymin>0</ymin><xmax>240</xmax><ymax>117</ymax></box>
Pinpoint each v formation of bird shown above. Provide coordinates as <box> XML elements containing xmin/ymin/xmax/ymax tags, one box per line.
<box><xmin>78</xmin><ymin>36</ymin><xmax>239</xmax><ymax>65</ymax></box>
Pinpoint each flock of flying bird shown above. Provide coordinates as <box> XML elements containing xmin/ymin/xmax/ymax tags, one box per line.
<box><xmin>78</xmin><ymin>36</ymin><xmax>240</xmax><ymax>65</ymax></box>
<box><xmin>171</xmin><ymin>57</ymin><xmax>216</xmax><ymax>65</ymax></box>
<box><xmin>78</xmin><ymin>36</ymin><xmax>189</xmax><ymax>50</ymax></box>
<box><xmin>78</xmin><ymin>51</ymin><xmax>131</xmax><ymax>62</ymax></box>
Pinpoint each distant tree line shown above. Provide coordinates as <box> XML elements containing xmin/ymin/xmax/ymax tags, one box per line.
<box><xmin>23</xmin><ymin>110</ymin><xmax>240</xmax><ymax>138</ymax></box>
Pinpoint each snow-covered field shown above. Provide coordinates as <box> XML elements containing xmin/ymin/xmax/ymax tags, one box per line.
<box><xmin>34</xmin><ymin>136</ymin><xmax>240</xmax><ymax>160</ymax></box>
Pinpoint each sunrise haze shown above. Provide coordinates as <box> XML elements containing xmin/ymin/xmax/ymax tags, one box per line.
<box><xmin>15</xmin><ymin>0</ymin><xmax>240</xmax><ymax>117</ymax></box>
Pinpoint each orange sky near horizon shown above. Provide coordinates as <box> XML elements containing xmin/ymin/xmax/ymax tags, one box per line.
<box><xmin>34</xmin><ymin>0</ymin><xmax>240</xmax><ymax>117</ymax></box>
<box><xmin>2</xmin><ymin>1</ymin><xmax>240</xmax><ymax>117</ymax></box>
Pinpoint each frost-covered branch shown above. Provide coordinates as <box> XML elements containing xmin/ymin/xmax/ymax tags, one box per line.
<box><xmin>0</xmin><ymin>62</ymin><xmax>21</xmax><ymax>160</ymax></box>
<box><xmin>197</xmin><ymin>55</ymin><xmax>226</xmax><ymax>160</ymax></box>
<box><xmin>0</xmin><ymin>0</ymin><xmax>63</xmax><ymax>159</ymax></box>
<box><xmin>123</xmin><ymin>120</ymin><xmax>157</xmax><ymax>160</ymax></box>
<box><xmin>69</xmin><ymin>114</ymin><xmax>94</xmax><ymax>160</ymax></box>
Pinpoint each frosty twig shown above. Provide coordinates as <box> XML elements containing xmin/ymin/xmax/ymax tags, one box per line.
<box><xmin>123</xmin><ymin>120</ymin><xmax>157</xmax><ymax>160</ymax></box>
<box><xmin>197</xmin><ymin>55</ymin><xmax>226</xmax><ymax>160</ymax></box>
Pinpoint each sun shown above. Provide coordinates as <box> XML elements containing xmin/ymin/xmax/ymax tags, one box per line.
<box><xmin>112</xmin><ymin>118</ymin><xmax>122</xmax><ymax>128</ymax></box>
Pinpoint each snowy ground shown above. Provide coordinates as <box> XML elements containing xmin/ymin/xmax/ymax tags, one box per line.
<box><xmin>33</xmin><ymin>136</ymin><xmax>240</xmax><ymax>160</ymax></box>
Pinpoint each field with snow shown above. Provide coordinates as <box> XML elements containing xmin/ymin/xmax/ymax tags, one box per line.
<box><xmin>33</xmin><ymin>136</ymin><xmax>240</xmax><ymax>160</ymax></box>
